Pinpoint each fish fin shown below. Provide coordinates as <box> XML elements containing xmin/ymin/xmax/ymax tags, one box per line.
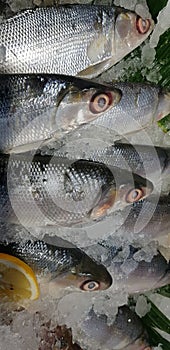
<box><xmin>77</xmin><ymin>58</ymin><xmax>112</xmax><ymax>79</ymax></box>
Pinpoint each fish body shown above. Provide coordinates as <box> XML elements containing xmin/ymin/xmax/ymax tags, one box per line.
<box><xmin>58</xmin><ymin>143</ymin><xmax>170</xmax><ymax>181</ymax></box>
<box><xmin>1</xmin><ymin>78</ymin><xmax>169</xmax><ymax>154</ymax></box>
<box><xmin>0</xmin><ymin>5</ymin><xmax>153</xmax><ymax>78</ymax></box>
<box><xmin>0</xmin><ymin>74</ymin><xmax>121</xmax><ymax>153</ymax></box>
<box><xmin>0</xmin><ymin>153</ymin><xmax>153</xmax><ymax>227</ymax></box>
<box><xmin>0</xmin><ymin>239</ymin><xmax>112</xmax><ymax>291</ymax></box>
<box><xmin>92</xmin><ymin>82</ymin><xmax>170</xmax><ymax>134</ymax></box>
<box><xmin>78</xmin><ymin>305</ymin><xmax>151</xmax><ymax>350</ymax></box>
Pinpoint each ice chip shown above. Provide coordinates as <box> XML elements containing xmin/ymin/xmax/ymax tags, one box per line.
<box><xmin>141</xmin><ymin>43</ymin><xmax>156</xmax><ymax>67</ymax></box>
<box><xmin>135</xmin><ymin>295</ymin><xmax>151</xmax><ymax>317</ymax></box>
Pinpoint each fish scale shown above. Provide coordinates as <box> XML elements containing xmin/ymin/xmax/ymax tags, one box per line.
<box><xmin>0</xmin><ymin>239</ymin><xmax>112</xmax><ymax>291</ymax></box>
<box><xmin>0</xmin><ymin>6</ymin><xmax>112</xmax><ymax>75</ymax></box>
<box><xmin>92</xmin><ymin>82</ymin><xmax>162</xmax><ymax>132</ymax></box>
<box><xmin>0</xmin><ymin>154</ymin><xmax>153</xmax><ymax>227</ymax></box>
<box><xmin>0</xmin><ymin>74</ymin><xmax>121</xmax><ymax>153</ymax></box>
<box><xmin>0</xmin><ymin>5</ymin><xmax>153</xmax><ymax>77</ymax></box>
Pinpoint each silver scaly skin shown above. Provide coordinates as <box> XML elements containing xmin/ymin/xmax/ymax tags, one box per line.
<box><xmin>0</xmin><ymin>5</ymin><xmax>154</xmax><ymax>78</ymax></box>
<box><xmin>92</xmin><ymin>82</ymin><xmax>170</xmax><ymax>134</ymax></box>
<box><xmin>0</xmin><ymin>239</ymin><xmax>112</xmax><ymax>291</ymax></box>
<box><xmin>57</xmin><ymin>143</ymin><xmax>170</xmax><ymax>181</ymax></box>
<box><xmin>0</xmin><ymin>154</ymin><xmax>153</xmax><ymax>227</ymax></box>
<box><xmin>1</xmin><ymin>78</ymin><xmax>169</xmax><ymax>154</ymax></box>
<box><xmin>0</xmin><ymin>74</ymin><xmax>121</xmax><ymax>153</ymax></box>
<box><xmin>114</xmin><ymin>194</ymin><xmax>170</xmax><ymax>240</ymax></box>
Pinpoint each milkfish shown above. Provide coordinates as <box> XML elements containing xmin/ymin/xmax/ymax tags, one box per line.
<box><xmin>0</xmin><ymin>153</ymin><xmax>153</xmax><ymax>227</ymax></box>
<box><xmin>0</xmin><ymin>239</ymin><xmax>112</xmax><ymax>291</ymax></box>
<box><xmin>108</xmin><ymin>248</ymin><xmax>170</xmax><ymax>294</ymax></box>
<box><xmin>0</xmin><ymin>5</ymin><xmax>154</xmax><ymax>78</ymax></box>
<box><xmin>72</xmin><ymin>305</ymin><xmax>152</xmax><ymax>350</ymax></box>
<box><xmin>0</xmin><ymin>74</ymin><xmax>121</xmax><ymax>153</ymax></box>
<box><xmin>1</xmin><ymin>79</ymin><xmax>169</xmax><ymax>155</ymax></box>
<box><xmin>114</xmin><ymin>194</ymin><xmax>170</xmax><ymax>240</ymax></box>
<box><xmin>91</xmin><ymin>82</ymin><xmax>170</xmax><ymax>134</ymax></box>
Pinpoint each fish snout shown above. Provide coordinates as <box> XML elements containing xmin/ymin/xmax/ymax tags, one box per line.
<box><xmin>156</xmin><ymin>90</ymin><xmax>170</xmax><ymax>121</ymax></box>
<box><xmin>114</xmin><ymin>11</ymin><xmax>154</xmax><ymax>61</ymax></box>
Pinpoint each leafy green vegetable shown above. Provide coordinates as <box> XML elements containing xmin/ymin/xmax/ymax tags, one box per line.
<box><xmin>140</xmin><ymin>294</ymin><xmax>170</xmax><ymax>350</ymax></box>
<box><xmin>147</xmin><ymin>0</ymin><xmax>168</xmax><ymax>20</ymax></box>
<box><xmin>145</xmin><ymin>326</ymin><xmax>170</xmax><ymax>349</ymax></box>
<box><xmin>142</xmin><ymin>299</ymin><xmax>170</xmax><ymax>334</ymax></box>
<box><xmin>157</xmin><ymin>285</ymin><xmax>170</xmax><ymax>298</ymax></box>
<box><xmin>158</xmin><ymin>114</ymin><xmax>170</xmax><ymax>133</ymax></box>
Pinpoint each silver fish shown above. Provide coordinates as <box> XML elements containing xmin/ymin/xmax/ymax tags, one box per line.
<box><xmin>0</xmin><ymin>238</ymin><xmax>112</xmax><ymax>291</ymax></box>
<box><xmin>114</xmin><ymin>194</ymin><xmax>170</xmax><ymax>240</ymax></box>
<box><xmin>77</xmin><ymin>305</ymin><xmax>151</xmax><ymax>350</ymax></box>
<box><xmin>109</xmin><ymin>249</ymin><xmax>170</xmax><ymax>294</ymax></box>
<box><xmin>91</xmin><ymin>82</ymin><xmax>170</xmax><ymax>134</ymax></box>
<box><xmin>0</xmin><ymin>74</ymin><xmax>121</xmax><ymax>153</ymax></box>
<box><xmin>0</xmin><ymin>153</ymin><xmax>153</xmax><ymax>227</ymax></box>
<box><xmin>0</xmin><ymin>5</ymin><xmax>154</xmax><ymax>78</ymax></box>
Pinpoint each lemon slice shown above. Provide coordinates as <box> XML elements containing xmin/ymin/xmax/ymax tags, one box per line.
<box><xmin>0</xmin><ymin>253</ymin><xmax>40</xmax><ymax>302</ymax></box>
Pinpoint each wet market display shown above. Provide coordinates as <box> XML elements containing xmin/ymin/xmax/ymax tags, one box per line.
<box><xmin>0</xmin><ymin>1</ymin><xmax>170</xmax><ymax>350</ymax></box>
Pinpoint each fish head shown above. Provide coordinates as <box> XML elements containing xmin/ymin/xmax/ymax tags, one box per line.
<box><xmin>65</xmin><ymin>253</ymin><xmax>112</xmax><ymax>292</ymax></box>
<box><xmin>80</xmin><ymin>306</ymin><xmax>151</xmax><ymax>350</ymax></box>
<box><xmin>55</xmin><ymin>80</ymin><xmax>121</xmax><ymax>134</ymax></box>
<box><xmin>113</xmin><ymin>9</ymin><xmax>154</xmax><ymax>64</ymax></box>
<box><xmin>89</xmin><ymin>169</ymin><xmax>153</xmax><ymax>220</ymax></box>
<box><xmin>156</xmin><ymin>90</ymin><xmax>170</xmax><ymax>121</ymax></box>
<box><xmin>49</xmin><ymin>249</ymin><xmax>112</xmax><ymax>292</ymax></box>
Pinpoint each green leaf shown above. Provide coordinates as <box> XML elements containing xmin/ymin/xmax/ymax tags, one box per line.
<box><xmin>145</xmin><ymin>326</ymin><xmax>170</xmax><ymax>349</ymax></box>
<box><xmin>158</xmin><ymin>115</ymin><xmax>170</xmax><ymax>133</ymax></box>
<box><xmin>140</xmin><ymin>295</ymin><xmax>170</xmax><ymax>350</ymax></box>
<box><xmin>157</xmin><ymin>284</ymin><xmax>170</xmax><ymax>298</ymax></box>
<box><xmin>147</xmin><ymin>0</ymin><xmax>168</xmax><ymax>20</ymax></box>
<box><xmin>142</xmin><ymin>299</ymin><xmax>170</xmax><ymax>334</ymax></box>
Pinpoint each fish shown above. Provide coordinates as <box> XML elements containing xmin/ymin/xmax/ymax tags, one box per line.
<box><xmin>0</xmin><ymin>5</ymin><xmax>154</xmax><ymax>78</ymax></box>
<box><xmin>0</xmin><ymin>238</ymin><xmax>112</xmax><ymax>291</ymax></box>
<box><xmin>0</xmin><ymin>74</ymin><xmax>121</xmax><ymax>154</ymax></box>
<box><xmin>91</xmin><ymin>82</ymin><xmax>170</xmax><ymax>134</ymax></box>
<box><xmin>57</xmin><ymin>143</ymin><xmax>170</xmax><ymax>182</ymax></box>
<box><xmin>0</xmin><ymin>153</ymin><xmax>153</xmax><ymax>227</ymax></box>
<box><xmin>114</xmin><ymin>194</ymin><xmax>170</xmax><ymax>240</ymax></box>
<box><xmin>109</xmin><ymin>248</ymin><xmax>170</xmax><ymax>294</ymax></box>
<box><xmin>76</xmin><ymin>305</ymin><xmax>152</xmax><ymax>350</ymax></box>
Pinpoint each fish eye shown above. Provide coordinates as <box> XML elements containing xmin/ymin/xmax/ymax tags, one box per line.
<box><xmin>89</xmin><ymin>92</ymin><xmax>112</xmax><ymax>114</ymax></box>
<box><xmin>80</xmin><ymin>280</ymin><xmax>100</xmax><ymax>291</ymax></box>
<box><xmin>136</xmin><ymin>17</ymin><xmax>151</xmax><ymax>34</ymax></box>
<box><xmin>126</xmin><ymin>188</ymin><xmax>144</xmax><ymax>203</ymax></box>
